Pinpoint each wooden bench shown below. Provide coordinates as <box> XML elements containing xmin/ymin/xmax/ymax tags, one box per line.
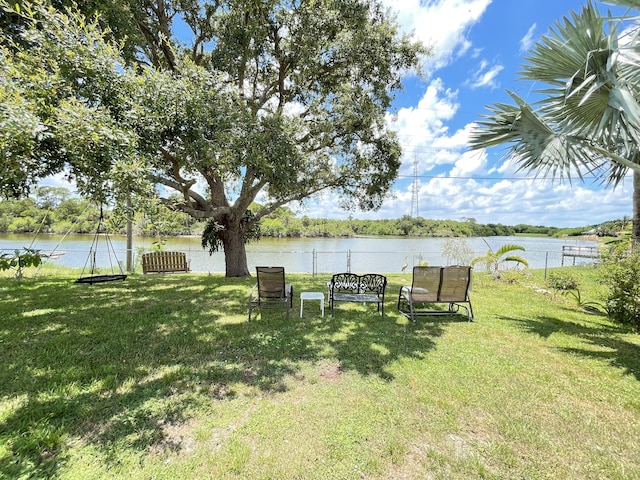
<box><xmin>328</xmin><ymin>273</ymin><xmax>387</xmax><ymax>317</ymax></box>
<box><xmin>397</xmin><ymin>266</ymin><xmax>473</xmax><ymax>321</ymax></box>
<box><xmin>141</xmin><ymin>251</ymin><xmax>190</xmax><ymax>274</ymax></box>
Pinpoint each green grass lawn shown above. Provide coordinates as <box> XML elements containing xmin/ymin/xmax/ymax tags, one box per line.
<box><xmin>1</xmin><ymin>266</ymin><xmax>640</xmax><ymax>479</ymax></box>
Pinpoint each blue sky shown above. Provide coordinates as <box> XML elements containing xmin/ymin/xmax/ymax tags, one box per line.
<box><xmin>297</xmin><ymin>0</ymin><xmax>635</xmax><ymax>227</ymax></box>
<box><xmin>41</xmin><ymin>0</ymin><xmax>635</xmax><ymax>228</ymax></box>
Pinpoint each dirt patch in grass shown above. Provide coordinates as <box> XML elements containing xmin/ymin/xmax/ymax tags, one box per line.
<box><xmin>319</xmin><ymin>361</ymin><xmax>343</xmax><ymax>381</ymax></box>
<box><xmin>151</xmin><ymin>417</ymin><xmax>199</xmax><ymax>456</ymax></box>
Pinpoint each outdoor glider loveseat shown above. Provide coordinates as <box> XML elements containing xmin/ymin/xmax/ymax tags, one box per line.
<box><xmin>398</xmin><ymin>265</ymin><xmax>474</xmax><ymax>321</ymax></box>
<box><xmin>328</xmin><ymin>273</ymin><xmax>387</xmax><ymax>317</ymax></box>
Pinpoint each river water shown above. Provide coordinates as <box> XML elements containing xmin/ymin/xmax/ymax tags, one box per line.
<box><xmin>0</xmin><ymin>233</ymin><xmax>599</xmax><ymax>274</ymax></box>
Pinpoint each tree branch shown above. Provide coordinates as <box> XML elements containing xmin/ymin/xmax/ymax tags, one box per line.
<box><xmin>159</xmin><ymin>148</ymin><xmax>197</xmax><ymax>201</ymax></box>
<box><xmin>251</xmin><ymin>183</ymin><xmax>339</xmax><ymax>223</ymax></box>
<box><xmin>148</xmin><ymin>172</ymin><xmax>209</xmax><ymax>213</ymax></box>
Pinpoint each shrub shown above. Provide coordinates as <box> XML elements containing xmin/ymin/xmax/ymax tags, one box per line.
<box><xmin>0</xmin><ymin>249</ymin><xmax>43</xmax><ymax>280</ymax></box>
<box><xmin>546</xmin><ymin>271</ymin><xmax>580</xmax><ymax>291</ymax></box>
<box><xmin>501</xmin><ymin>269</ymin><xmax>531</xmax><ymax>285</ymax></box>
<box><xmin>441</xmin><ymin>237</ymin><xmax>474</xmax><ymax>266</ymax></box>
<box><xmin>598</xmin><ymin>244</ymin><xmax>640</xmax><ymax>332</ymax></box>
<box><xmin>560</xmin><ymin>289</ymin><xmax>602</xmax><ymax>314</ymax></box>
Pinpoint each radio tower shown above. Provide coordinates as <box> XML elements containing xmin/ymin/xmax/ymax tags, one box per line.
<box><xmin>410</xmin><ymin>159</ymin><xmax>419</xmax><ymax>218</ymax></box>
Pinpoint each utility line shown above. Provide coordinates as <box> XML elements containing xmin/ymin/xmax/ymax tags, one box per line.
<box><xmin>395</xmin><ymin>174</ymin><xmax>606</xmax><ymax>181</ymax></box>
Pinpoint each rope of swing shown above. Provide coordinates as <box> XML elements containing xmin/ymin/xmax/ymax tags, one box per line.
<box><xmin>78</xmin><ymin>204</ymin><xmax>124</xmax><ymax>278</ymax></box>
<box><xmin>33</xmin><ymin>203</ymin><xmax>92</xmax><ymax>276</ymax></box>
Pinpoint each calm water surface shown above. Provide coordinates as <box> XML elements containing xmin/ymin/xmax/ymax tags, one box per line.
<box><xmin>0</xmin><ymin>233</ymin><xmax>599</xmax><ymax>274</ymax></box>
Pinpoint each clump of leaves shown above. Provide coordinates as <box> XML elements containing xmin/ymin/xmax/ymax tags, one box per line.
<box><xmin>441</xmin><ymin>237</ymin><xmax>474</xmax><ymax>266</ymax></box>
<box><xmin>546</xmin><ymin>271</ymin><xmax>602</xmax><ymax>313</ymax></box>
<box><xmin>0</xmin><ymin>248</ymin><xmax>42</xmax><ymax>280</ymax></box>
<box><xmin>201</xmin><ymin>210</ymin><xmax>261</xmax><ymax>255</ymax></box>
<box><xmin>561</xmin><ymin>289</ymin><xmax>602</xmax><ymax>314</ymax></box>
<box><xmin>546</xmin><ymin>271</ymin><xmax>579</xmax><ymax>291</ymax></box>
<box><xmin>598</xmin><ymin>243</ymin><xmax>640</xmax><ymax>333</ymax></box>
<box><xmin>500</xmin><ymin>269</ymin><xmax>531</xmax><ymax>285</ymax></box>
<box><xmin>471</xmin><ymin>241</ymin><xmax>529</xmax><ymax>279</ymax></box>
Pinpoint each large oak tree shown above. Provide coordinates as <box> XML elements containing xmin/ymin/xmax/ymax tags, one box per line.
<box><xmin>0</xmin><ymin>0</ymin><xmax>428</xmax><ymax>276</ymax></box>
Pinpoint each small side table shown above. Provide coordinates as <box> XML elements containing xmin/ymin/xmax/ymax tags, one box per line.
<box><xmin>300</xmin><ymin>291</ymin><xmax>324</xmax><ymax>318</ymax></box>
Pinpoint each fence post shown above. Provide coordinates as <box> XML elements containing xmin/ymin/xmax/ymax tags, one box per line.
<box><xmin>312</xmin><ymin>249</ymin><xmax>317</xmax><ymax>277</ymax></box>
<box><xmin>347</xmin><ymin>250</ymin><xmax>351</xmax><ymax>273</ymax></box>
<box><xmin>544</xmin><ymin>251</ymin><xmax>548</xmax><ymax>280</ymax></box>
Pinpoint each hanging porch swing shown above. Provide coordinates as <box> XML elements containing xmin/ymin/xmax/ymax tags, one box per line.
<box><xmin>75</xmin><ymin>205</ymin><xmax>127</xmax><ymax>285</ymax></box>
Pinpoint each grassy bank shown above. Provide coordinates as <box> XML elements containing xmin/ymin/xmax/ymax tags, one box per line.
<box><xmin>1</xmin><ymin>267</ymin><xmax>639</xmax><ymax>479</ymax></box>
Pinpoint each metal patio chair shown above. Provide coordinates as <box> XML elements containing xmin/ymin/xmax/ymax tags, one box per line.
<box><xmin>248</xmin><ymin>266</ymin><xmax>293</xmax><ymax>320</ymax></box>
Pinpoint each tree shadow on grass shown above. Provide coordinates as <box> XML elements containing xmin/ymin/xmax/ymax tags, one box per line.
<box><xmin>499</xmin><ymin>312</ymin><xmax>640</xmax><ymax>381</ymax></box>
<box><xmin>0</xmin><ymin>273</ymin><xmax>453</xmax><ymax>479</ymax></box>
<box><xmin>306</xmin><ymin>309</ymin><xmax>449</xmax><ymax>381</ymax></box>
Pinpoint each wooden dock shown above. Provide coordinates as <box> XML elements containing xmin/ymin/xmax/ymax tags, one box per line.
<box><xmin>561</xmin><ymin>245</ymin><xmax>599</xmax><ymax>266</ymax></box>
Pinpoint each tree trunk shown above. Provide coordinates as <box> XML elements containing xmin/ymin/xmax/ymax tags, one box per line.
<box><xmin>219</xmin><ymin>222</ymin><xmax>251</xmax><ymax>277</ymax></box>
<box><xmin>634</xmin><ymin>170</ymin><xmax>640</xmax><ymax>244</ymax></box>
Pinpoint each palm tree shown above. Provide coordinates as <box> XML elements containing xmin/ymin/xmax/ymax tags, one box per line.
<box><xmin>468</xmin><ymin>0</ymin><xmax>640</xmax><ymax>242</ymax></box>
<box><xmin>471</xmin><ymin>242</ymin><xmax>529</xmax><ymax>277</ymax></box>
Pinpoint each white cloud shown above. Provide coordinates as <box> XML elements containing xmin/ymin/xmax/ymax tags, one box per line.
<box><xmin>394</xmin><ymin>176</ymin><xmax>631</xmax><ymax>227</ymax></box>
<box><xmin>450</xmin><ymin>149</ymin><xmax>487</xmax><ymax>177</ymax></box>
<box><xmin>388</xmin><ymin>78</ymin><xmax>460</xmax><ymax>174</ymax></box>
<box><xmin>520</xmin><ymin>23</ymin><xmax>537</xmax><ymax>52</ymax></box>
<box><xmin>434</xmin><ymin>122</ymin><xmax>476</xmax><ymax>150</ymax></box>
<box><xmin>383</xmin><ymin>0</ymin><xmax>493</xmax><ymax>69</ymax></box>
<box><xmin>298</xmin><ymin>175</ymin><xmax>632</xmax><ymax>227</ymax></box>
<box><xmin>466</xmin><ymin>59</ymin><xmax>503</xmax><ymax>89</ymax></box>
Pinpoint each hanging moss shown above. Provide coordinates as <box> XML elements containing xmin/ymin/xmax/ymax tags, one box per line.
<box><xmin>201</xmin><ymin>210</ymin><xmax>261</xmax><ymax>255</ymax></box>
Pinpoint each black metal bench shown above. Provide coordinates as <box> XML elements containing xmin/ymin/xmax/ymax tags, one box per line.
<box><xmin>328</xmin><ymin>273</ymin><xmax>387</xmax><ymax>317</ymax></box>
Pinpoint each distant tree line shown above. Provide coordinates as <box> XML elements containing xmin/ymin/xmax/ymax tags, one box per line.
<box><xmin>260</xmin><ymin>209</ymin><xmax>517</xmax><ymax>237</ymax></box>
<box><xmin>0</xmin><ymin>187</ymin><xmax>629</xmax><ymax>239</ymax></box>
<box><xmin>0</xmin><ymin>187</ymin><xmax>199</xmax><ymax>237</ymax></box>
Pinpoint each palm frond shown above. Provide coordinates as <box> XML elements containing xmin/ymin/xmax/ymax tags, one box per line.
<box><xmin>469</xmin><ymin>91</ymin><xmax>604</xmax><ymax>181</ymax></box>
<box><xmin>522</xmin><ymin>2</ymin><xmax>608</xmax><ymax>85</ymax></box>
<box><xmin>503</xmin><ymin>255</ymin><xmax>529</xmax><ymax>267</ymax></box>
<box><xmin>601</xmin><ymin>0</ymin><xmax>640</xmax><ymax>9</ymax></box>
<box><xmin>523</xmin><ymin>2</ymin><xmax>640</xmax><ymax>146</ymax></box>
<box><xmin>588</xmin><ymin>142</ymin><xmax>640</xmax><ymax>183</ymax></box>
<box><xmin>495</xmin><ymin>244</ymin><xmax>525</xmax><ymax>256</ymax></box>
